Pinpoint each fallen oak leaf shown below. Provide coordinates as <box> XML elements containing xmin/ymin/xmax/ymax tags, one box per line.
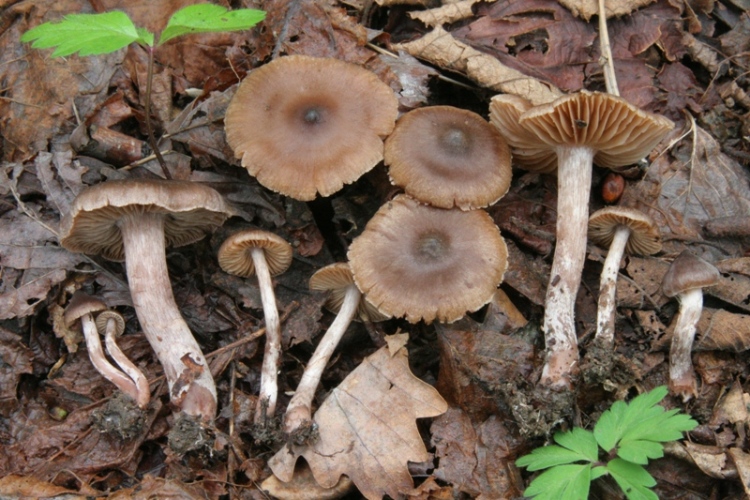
<box><xmin>269</xmin><ymin>333</ymin><xmax>448</xmax><ymax>500</ymax></box>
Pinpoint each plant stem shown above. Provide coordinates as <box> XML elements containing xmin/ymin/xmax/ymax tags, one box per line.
<box><xmin>145</xmin><ymin>45</ymin><xmax>170</xmax><ymax>179</ymax></box>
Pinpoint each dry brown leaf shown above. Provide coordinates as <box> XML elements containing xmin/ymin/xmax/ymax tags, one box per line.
<box><xmin>393</xmin><ymin>25</ymin><xmax>561</xmax><ymax>105</ymax></box>
<box><xmin>684</xmin><ymin>441</ymin><xmax>732</xmax><ymax>479</ymax></box>
<box><xmin>378</xmin><ymin>52</ymin><xmax>438</xmax><ymax>110</ymax></box>
<box><xmin>268</xmin><ymin>333</ymin><xmax>448</xmax><ymax>500</ymax></box>
<box><xmin>410</xmin><ymin>0</ymin><xmax>493</xmax><ymax>28</ymax></box>
<box><xmin>558</xmin><ymin>0</ymin><xmax>658</xmax><ymax>21</ymax></box>
<box><xmin>0</xmin><ymin>474</ymin><xmax>92</xmax><ymax>499</ymax></box>
<box><xmin>710</xmin><ymin>380</ymin><xmax>749</xmax><ymax>427</ymax></box>
<box><xmin>729</xmin><ymin>448</ymin><xmax>750</xmax><ymax>497</ymax></box>
<box><xmin>695</xmin><ymin>308</ymin><xmax>750</xmax><ymax>352</ymax></box>
<box><xmin>261</xmin><ymin>461</ymin><xmax>354</xmax><ymax>499</ymax></box>
<box><xmin>0</xmin><ymin>327</ymin><xmax>34</xmax><ymax>416</ymax></box>
<box><xmin>108</xmin><ymin>474</ymin><xmax>209</xmax><ymax>499</ymax></box>
<box><xmin>716</xmin><ymin>258</ymin><xmax>750</xmax><ymax>277</ymax></box>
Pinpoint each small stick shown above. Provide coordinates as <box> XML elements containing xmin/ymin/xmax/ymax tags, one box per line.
<box><xmin>598</xmin><ymin>0</ymin><xmax>620</xmax><ymax>96</ymax></box>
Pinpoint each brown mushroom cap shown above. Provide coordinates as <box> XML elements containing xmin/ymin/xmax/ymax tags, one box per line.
<box><xmin>348</xmin><ymin>195</ymin><xmax>508</xmax><ymax>324</ymax></box>
<box><xmin>588</xmin><ymin>206</ymin><xmax>662</xmax><ymax>255</ymax></box>
<box><xmin>217</xmin><ymin>230</ymin><xmax>293</xmax><ymax>278</ymax></box>
<box><xmin>310</xmin><ymin>262</ymin><xmax>389</xmax><ymax>322</ymax></box>
<box><xmin>64</xmin><ymin>292</ymin><xmax>107</xmax><ymax>327</ymax></box>
<box><xmin>662</xmin><ymin>251</ymin><xmax>720</xmax><ymax>298</ymax></box>
<box><xmin>225</xmin><ymin>55</ymin><xmax>399</xmax><ymax>201</ymax></box>
<box><xmin>385</xmin><ymin>106</ymin><xmax>512</xmax><ymax>210</ymax></box>
<box><xmin>96</xmin><ymin>310</ymin><xmax>126</xmax><ymax>337</ymax></box>
<box><xmin>59</xmin><ymin>179</ymin><xmax>232</xmax><ymax>261</ymax></box>
<box><xmin>518</xmin><ymin>91</ymin><xmax>675</xmax><ymax>169</ymax></box>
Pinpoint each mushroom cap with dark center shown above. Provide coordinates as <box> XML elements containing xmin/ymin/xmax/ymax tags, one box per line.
<box><xmin>59</xmin><ymin>179</ymin><xmax>232</xmax><ymax>261</ymax></box>
<box><xmin>348</xmin><ymin>195</ymin><xmax>508</xmax><ymax>324</ymax></box>
<box><xmin>662</xmin><ymin>251</ymin><xmax>720</xmax><ymax>298</ymax></box>
<box><xmin>64</xmin><ymin>292</ymin><xmax>107</xmax><ymax>327</ymax></box>
<box><xmin>518</xmin><ymin>91</ymin><xmax>675</xmax><ymax>169</ymax></box>
<box><xmin>309</xmin><ymin>262</ymin><xmax>389</xmax><ymax>322</ymax></box>
<box><xmin>385</xmin><ymin>106</ymin><xmax>512</xmax><ymax>210</ymax></box>
<box><xmin>225</xmin><ymin>55</ymin><xmax>399</xmax><ymax>201</ymax></box>
<box><xmin>218</xmin><ymin>230</ymin><xmax>293</xmax><ymax>278</ymax></box>
<box><xmin>588</xmin><ymin>206</ymin><xmax>662</xmax><ymax>255</ymax></box>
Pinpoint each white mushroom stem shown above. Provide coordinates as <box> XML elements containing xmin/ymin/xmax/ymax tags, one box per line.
<box><xmin>81</xmin><ymin>314</ymin><xmax>140</xmax><ymax>402</ymax></box>
<box><xmin>669</xmin><ymin>288</ymin><xmax>702</xmax><ymax>402</ymax></box>
<box><xmin>594</xmin><ymin>225</ymin><xmax>632</xmax><ymax>348</ymax></box>
<box><xmin>250</xmin><ymin>247</ymin><xmax>282</xmax><ymax>424</ymax></box>
<box><xmin>284</xmin><ymin>284</ymin><xmax>360</xmax><ymax>434</ymax></box>
<box><xmin>103</xmin><ymin>317</ymin><xmax>151</xmax><ymax>409</ymax></box>
<box><xmin>541</xmin><ymin>146</ymin><xmax>595</xmax><ymax>389</ymax></box>
<box><xmin>120</xmin><ymin>212</ymin><xmax>217</xmax><ymax>420</ymax></box>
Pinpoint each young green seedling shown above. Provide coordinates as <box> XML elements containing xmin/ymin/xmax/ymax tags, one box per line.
<box><xmin>516</xmin><ymin>386</ymin><xmax>697</xmax><ymax>500</ymax></box>
<box><xmin>21</xmin><ymin>4</ymin><xmax>265</xmax><ymax>178</ymax></box>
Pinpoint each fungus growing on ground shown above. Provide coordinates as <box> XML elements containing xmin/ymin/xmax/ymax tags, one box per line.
<box><xmin>224</xmin><ymin>55</ymin><xmax>399</xmax><ymax>200</ymax></box>
<box><xmin>218</xmin><ymin>229</ymin><xmax>293</xmax><ymax>423</ymax></box>
<box><xmin>96</xmin><ymin>310</ymin><xmax>150</xmax><ymax>409</ymax></box>
<box><xmin>385</xmin><ymin>106</ymin><xmax>512</xmax><ymax>210</ymax></box>
<box><xmin>490</xmin><ymin>91</ymin><xmax>674</xmax><ymax>389</ymax></box>
<box><xmin>64</xmin><ymin>292</ymin><xmax>140</xmax><ymax>403</ymax></box>
<box><xmin>348</xmin><ymin>195</ymin><xmax>508</xmax><ymax>324</ymax></box>
<box><xmin>662</xmin><ymin>251</ymin><xmax>720</xmax><ymax>401</ymax></box>
<box><xmin>60</xmin><ymin>179</ymin><xmax>232</xmax><ymax>421</ymax></box>
<box><xmin>284</xmin><ymin>262</ymin><xmax>388</xmax><ymax>438</ymax></box>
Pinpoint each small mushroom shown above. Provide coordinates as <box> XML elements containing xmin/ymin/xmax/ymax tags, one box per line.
<box><xmin>60</xmin><ymin>179</ymin><xmax>232</xmax><ymax>421</ymax></box>
<box><xmin>662</xmin><ymin>251</ymin><xmax>720</xmax><ymax>401</ymax></box>
<box><xmin>348</xmin><ymin>195</ymin><xmax>508</xmax><ymax>324</ymax></box>
<box><xmin>284</xmin><ymin>262</ymin><xmax>388</xmax><ymax>437</ymax></box>
<box><xmin>225</xmin><ymin>55</ymin><xmax>399</xmax><ymax>200</ymax></box>
<box><xmin>385</xmin><ymin>106</ymin><xmax>512</xmax><ymax>210</ymax></box>
<box><xmin>217</xmin><ymin>229</ymin><xmax>293</xmax><ymax>423</ymax></box>
<box><xmin>96</xmin><ymin>310</ymin><xmax>150</xmax><ymax>409</ymax></box>
<box><xmin>64</xmin><ymin>292</ymin><xmax>139</xmax><ymax>402</ymax></box>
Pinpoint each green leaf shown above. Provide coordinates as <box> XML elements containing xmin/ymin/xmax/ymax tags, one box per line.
<box><xmin>524</xmin><ymin>464</ymin><xmax>592</xmax><ymax>500</ymax></box>
<box><xmin>591</xmin><ymin>466</ymin><xmax>608</xmax><ymax>481</ymax></box>
<box><xmin>159</xmin><ymin>4</ymin><xmax>265</xmax><ymax>45</ymax></box>
<box><xmin>21</xmin><ymin>11</ymin><xmax>141</xmax><ymax>57</ymax></box>
<box><xmin>135</xmin><ymin>27</ymin><xmax>154</xmax><ymax>47</ymax></box>
<box><xmin>617</xmin><ymin>440</ymin><xmax>664</xmax><ymax>465</ymax></box>
<box><xmin>554</xmin><ymin>428</ymin><xmax>599</xmax><ymax>462</ymax></box>
<box><xmin>607</xmin><ymin>459</ymin><xmax>658</xmax><ymax>500</ymax></box>
<box><xmin>517</xmin><ymin>429</ymin><xmax>598</xmax><ymax>471</ymax></box>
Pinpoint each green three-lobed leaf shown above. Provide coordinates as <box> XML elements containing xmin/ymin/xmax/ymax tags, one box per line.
<box><xmin>159</xmin><ymin>4</ymin><xmax>266</xmax><ymax>45</ymax></box>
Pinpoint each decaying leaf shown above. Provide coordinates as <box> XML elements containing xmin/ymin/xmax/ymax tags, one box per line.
<box><xmin>695</xmin><ymin>308</ymin><xmax>750</xmax><ymax>352</ymax></box>
<box><xmin>729</xmin><ymin>448</ymin><xmax>750</xmax><ymax>497</ymax></box>
<box><xmin>410</xmin><ymin>0</ymin><xmax>493</xmax><ymax>28</ymax></box>
<box><xmin>558</xmin><ymin>0</ymin><xmax>658</xmax><ymax>20</ymax></box>
<box><xmin>268</xmin><ymin>333</ymin><xmax>448</xmax><ymax>499</ymax></box>
<box><xmin>0</xmin><ymin>328</ymin><xmax>34</xmax><ymax>416</ymax></box>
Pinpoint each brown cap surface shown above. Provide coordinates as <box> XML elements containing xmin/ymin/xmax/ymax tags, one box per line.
<box><xmin>348</xmin><ymin>195</ymin><xmax>508</xmax><ymax>324</ymax></box>
<box><xmin>489</xmin><ymin>94</ymin><xmax>557</xmax><ymax>173</ymax></box>
<box><xmin>518</xmin><ymin>91</ymin><xmax>674</xmax><ymax>169</ymax></box>
<box><xmin>96</xmin><ymin>310</ymin><xmax>126</xmax><ymax>337</ymax></box>
<box><xmin>662</xmin><ymin>251</ymin><xmax>720</xmax><ymax>298</ymax></box>
<box><xmin>218</xmin><ymin>229</ymin><xmax>293</xmax><ymax>278</ymax></box>
<box><xmin>310</xmin><ymin>262</ymin><xmax>389</xmax><ymax>322</ymax></box>
<box><xmin>385</xmin><ymin>106</ymin><xmax>512</xmax><ymax>210</ymax></box>
<box><xmin>64</xmin><ymin>292</ymin><xmax>107</xmax><ymax>327</ymax></box>
<box><xmin>588</xmin><ymin>206</ymin><xmax>661</xmax><ymax>255</ymax></box>
<box><xmin>225</xmin><ymin>55</ymin><xmax>399</xmax><ymax>201</ymax></box>
<box><xmin>60</xmin><ymin>179</ymin><xmax>232</xmax><ymax>261</ymax></box>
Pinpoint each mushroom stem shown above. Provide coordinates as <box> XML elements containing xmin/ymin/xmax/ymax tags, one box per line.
<box><xmin>103</xmin><ymin>317</ymin><xmax>151</xmax><ymax>409</ymax></box>
<box><xmin>120</xmin><ymin>212</ymin><xmax>216</xmax><ymax>420</ymax></box>
<box><xmin>594</xmin><ymin>224</ymin><xmax>631</xmax><ymax>348</ymax></box>
<box><xmin>541</xmin><ymin>146</ymin><xmax>595</xmax><ymax>389</ymax></box>
<box><xmin>284</xmin><ymin>284</ymin><xmax>360</xmax><ymax>434</ymax></box>
<box><xmin>669</xmin><ymin>288</ymin><xmax>702</xmax><ymax>401</ymax></box>
<box><xmin>250</xmin><ymin>247</ymin><xmax>282</xmax><ymax>423</ymax></box>
<box><xmin>81</xmin><ymin>314</ymin><xmax>140</xmax><ymax>402</ymax></box>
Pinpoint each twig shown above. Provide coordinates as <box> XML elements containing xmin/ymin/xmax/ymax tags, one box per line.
<box><xmin>144</xmin><ymin>46</ymin><xmax>171</xmax><ymax>179</ymax></box>
<box><xmin>598</xmin><ymin>0</ymin><xmax>620</xmax><ymax>96</ymax></box>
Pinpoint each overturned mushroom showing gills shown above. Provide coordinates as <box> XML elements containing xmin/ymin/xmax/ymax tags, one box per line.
<box><xmin>284</xmin><ymin>263</ymin><xmax>388</xmax><ymax>437</ymax></box>
<box><xmin>60</xmin><ymin>179</ymin><xmax>232</xmax><ymax>421</ymax></box>
<box><xmin>218</xmin><ymin>229</ymin><xmax>293</xmax><ymax>423</ymax></box>
<box><xmin>96</xmin><ymin>310</ymin><xmax>150</xmax><ymax>409</ymax></box>
<box><xmin>64</xmin><ymin>292</ymin><xmax>140</xmax><ymax>403</ymax></box>
<box><xmin>385</xmin><ymin>106</ymin><xmax>512</xmax><ymax>210</ymax></box>
<box><xmin>509</xmin><ymin>91</ymin><xmax>673</xmax><ymax>389</ymax></box>
<box><xmin>662</xmin><ymin>251</ymin><xmax>720</xmax><ymax>401</ymax></box>
<box><xmin>348</xmin><ymin>195</ymin><xmax>508</xmax><ymax>324</ymax></box>
<box><xmin>225</xmin><ymin>55</ymin><xmax>399</xmax><ymax>200</ymax></box>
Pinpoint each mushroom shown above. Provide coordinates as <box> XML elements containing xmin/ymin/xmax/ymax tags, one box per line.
<box><xmin>385</xmin><ymin>106</ymin><xmax>512</xmax><ymax>210</ymax></box>
<box><xmin>217</xmin><ymin>229</ymin><xmax>293</xmax><ymax>423</ymax></box>
<box><xmin>64</xmin><ymin>292</ymin><xmax>140</xmax><ymax>403</ymax></box>
<box><xmin>224</xmin><ymin>55</ymin><xmax>399</xmax><ymax>201</ymax></box>
<box><xmin>96</xmin><ymin>310</ymin><xmax>150</xmax><ymax>409</ymax></box>
<box><xmin>490</xmin><ymin>91</ymin><xmax>674</xmax><ymax>389</ymax></box>
<box><xmin>59</xmin><ymin>179</ymin><xmax>232</xmax><ymax>421</ymax></box>
<box><xmin>348</xmin><ymin>195</ymin><xmax>508</xmax><ymax>324</ymax></box>
<box><xmin>661</xmin><ymin>251</ymin><xmax>720</xmax><ymax>401</ymax></box>
<box><xmin>588</xmin><ymin>206</ymin><xmax>661</xmax><ymax>351</ymax></box>
<box><xmin>284</xmin><ymin>262</ymin><xmax>388</xmax><ymax>437</ymax></box>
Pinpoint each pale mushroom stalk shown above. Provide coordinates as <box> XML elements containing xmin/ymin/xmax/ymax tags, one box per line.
<box><xmin>100</xmin><ymin>312</ymin><xmax>150</xmax><ymax>409</ymax></box>
<box><xmin>250</xmin><ymin>247</ymin><xmax>282</xmax><ymax>422</ymax></box>
<box><xmin>541</xmin><ymin>146</ymin><xmax>595</xmax><ymax>388</ymax></box>
<box><xmin>120</xmin><ymin>212</ymin><xmax>216</xmax><ymax>419</ymax></box>
<box><xmin>284</xmin><ymin>284</ymin><xmax>360</xmax><ymax>434</ymax></box>
<box><xmin>594</xmin><ymin>224</ymin><xmax>631</xmax><ymax>348</ymax></box>
<box><xmin>669</xmin><ymin>288</ymin><xmax>703</xmax><ymax>399</ymax></box>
